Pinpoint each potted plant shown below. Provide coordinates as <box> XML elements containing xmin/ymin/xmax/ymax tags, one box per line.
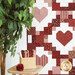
<box><xmin>0</xmin><ymin>0</ymin><xmax>34</xmax><ymax>75</ymax></box>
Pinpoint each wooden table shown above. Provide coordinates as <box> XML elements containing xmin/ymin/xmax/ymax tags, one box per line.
<box><xmin>8</xmin><ymin>65</ymin><xmax>43</xmax><ymax>75</ymax></box>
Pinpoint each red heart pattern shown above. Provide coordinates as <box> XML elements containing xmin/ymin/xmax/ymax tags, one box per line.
<box><xmin>56</xmin><ymin>31</ymin><xmax>72</xmax><ymax>46</ymax></box>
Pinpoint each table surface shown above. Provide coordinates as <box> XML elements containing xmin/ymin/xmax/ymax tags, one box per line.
<box><xmin>8</xmin><ymin>65</ymin><xmax>43</xmax><ymax>74</ymax></box>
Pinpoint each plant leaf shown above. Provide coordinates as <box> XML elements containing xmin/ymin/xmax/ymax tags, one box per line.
<box><xmin>8</xmin><ymin>0</ymin><xmax>12</xmax><ymax>5</ymax></box>
<box><xmin>23</xmin><ymin>9</ymin><xmax>27</xmax><ymax>16</ymax></box>
<box><xmin>0</xmin><ymin>0</ymin><xmax>2</xmax><ymax>3</ymax></box>
<box><xmin>20</xmin><ymin>2</ymin><xmax>24</xmax><ymax>7</ymax></box>
<box><xmin>0</xmin><ymin>20</ymin><xmax>2</xmax><ymax>27</ymax></box>
<box><xmin>18</xmin><ymin>14</ymin><xmax>22</xmax><ymax>20</ymax></box>
<box><xmin>30</xmin><ymin>0</ymin><xmax>35</xmax><ymax>7</ymax></box>
<box><xmin>8</xmin><ymin>21</ymin><xmax>13</xmax><ymax>30</ymax></box>
<box><xmin>15</xmin><ymin>3</ymin><xmax>19</xmax><ymax>8</ymax></box>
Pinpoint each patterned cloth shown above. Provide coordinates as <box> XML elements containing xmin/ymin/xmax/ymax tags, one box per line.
<box><xmin>27</xmin><ymin>0</ymin><xmax>75</xmax><ymax>74</ymax></box>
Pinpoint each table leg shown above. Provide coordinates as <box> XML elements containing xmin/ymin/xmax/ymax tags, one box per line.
<box><xmin>12</xmin><ymin>74</ymin><xmax>16</xmax><ymax>75</ymax></box>
<box><xmin>27</xmin><ymin>74</ymin><xmax>34</xmax><ymax>75</ymax></box>
<box><xmin>35</xmin><ymin>73</ymin><xmax>39</xmax><ymax>75</ymax></box>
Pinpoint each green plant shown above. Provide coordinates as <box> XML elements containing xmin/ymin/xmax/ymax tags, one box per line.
<box><xmin>0</xmin><ymin>0</ymin><xmax>34</xmax><ymax>55</ymax></box>
<box><xmin>0</xmin><ymin>0</ymin><xmax>34</xmax><ymax>75</ymax></box>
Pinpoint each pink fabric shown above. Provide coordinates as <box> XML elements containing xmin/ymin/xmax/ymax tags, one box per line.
<box><xmin>44</xmin><ymin>0</ymin><xmax>52</xmax><ymax>7</ymax></box>
<box><xmin>44</xmin><ymin>39</ymin><xmax>48</xmax><ymax>43</ymax></box>
<box><xmin>52</xmin><ymin>27</ymin><xmax>56</xmax><ymax>31</ymax></box>
<box><xmin>52</xmin><ymin>67</ymin><xmax>60</xmax><ymax>74</ymax></box>
<box><xmin>36</xmin><ymin>31</ymin><xmax>40</xmax><ymax>35</ymax></box>
<box><xmin>60</xmin><ymin>59</ymin><xmax>68</xmax><ymax>65</ymax></box>
<box><xmin>34</xmin><ymin>7</ymin><xmax>48</xmax><ymax>22</ymax></box>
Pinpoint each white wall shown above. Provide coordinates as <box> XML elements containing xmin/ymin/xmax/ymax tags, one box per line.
<box><xmin>5</xmin><ymin>26</ymin><xmax>27</xmax><ymax>75</ymax></box>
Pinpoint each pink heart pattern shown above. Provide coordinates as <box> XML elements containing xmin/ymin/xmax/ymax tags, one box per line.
<box><xmin>34</xmin><ymin>7</ymin><xmax>48</xmax><ymax>22</ymax></box>
<box><xmin>36</xmin><ymin>55</ymin><xmax>48</xmax><ymax>67</ymax></box>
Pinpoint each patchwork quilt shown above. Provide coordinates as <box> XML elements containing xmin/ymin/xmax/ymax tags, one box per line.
<box><xmin>27</xmin><ymin>0</ymin><xmax>75</xmax><ymax>75</ymax></box>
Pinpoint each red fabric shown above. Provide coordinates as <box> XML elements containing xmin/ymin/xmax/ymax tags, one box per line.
<box><xmin>16</xmin><ymin>64</ymin><xmax>24</xmax><ymax>71</ymax></box>
<box><xmin>21</xmin><ymin>50</ymin><xmax>34</xmax><ymax>57</ymax></box>
<box><xmin>29</xmin><ymin>50</ymin><xmax>34</xmax><ymax>57</ymax></box>
<box><xmin>21</xmin><ymin>50</ymin><xmax>25</xmax><ymax>58</ymax></box>
<box><xmin>56</xmin><ymin>31</ymin><xmax>72</xmax><ymax>46</ymax></box>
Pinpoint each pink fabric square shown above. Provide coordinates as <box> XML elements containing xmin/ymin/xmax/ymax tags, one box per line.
<box><xmin>44</xmin><ymin>39</ymin><xmax>48</xmax><ymax>43</ymax></box>
<box><xmin>69</xmin><ymin>11</ymin><xmax>72</xmax><ymax>15</ymax></box>
<box><xmin>52</xmin><ymin>27</ymin><xmax>56</xmax><ymax>31</ymax></box>
<box><xmin>36</xmin><ymin>31</ymin><xmax>40</xmax><ymax>35</ymax></box>
<box><xmin>73</xmin><ymin>47</ymin><xmax>75</xmax><ymax>50</ymax></box>
<box><xmin>60</xmin><ymin>11</ymin><xmax>69</xmax><ymax>19</ymax></box>
<box><xmin>60</xmin><ymin>59</ymin><xmax>68</xmax><ymax>65</ymax></box>
<box><xmin>52</xmin><ymin>67</ymin><xmax>60</xmax><ymax>74</ymax></box>
<box><xmin>56</xmin><ymin>11</ymin><xmax>60</xmax><ymax>15</ymax></box>
<box><xmin>73</xmin><ymin>27</ymin><xmax>75</xmax><ymax>31</ymax></box>
<box><xmin>73</xmin><ymin>0</ymin><xmax>75</xmax><ymax>2</ymax></box>
<box><xmin>48</xmin><ymin>51</ymin><xmax>52</xmax><ymax>55</ymax></box>
<box><xmin>44</xmin><ymin>0</ymin><xmax>52</xmax><ymax>7</ymax></box>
